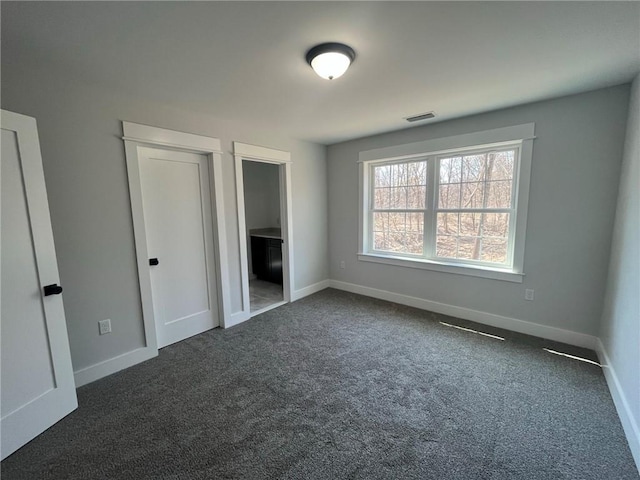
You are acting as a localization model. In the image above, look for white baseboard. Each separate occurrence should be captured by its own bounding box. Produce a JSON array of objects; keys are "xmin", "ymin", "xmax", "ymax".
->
[
  {"xmin": 291, "ymin": 279, "xmax": 331, "ymax": 302},
  {"xmin": 596, "ymin": 338, "xmax": 640, "ymax": 472},
  {"xmin": 223, "ymin": 280, "xmax": 330, "ymax": 328},
  {"xmin": 74, "ymin": 346, "xmax": 157, "ymax": 388},
  {"xmin": 329, "ymin": 280, "xmax": 597, "ymax": 349}
]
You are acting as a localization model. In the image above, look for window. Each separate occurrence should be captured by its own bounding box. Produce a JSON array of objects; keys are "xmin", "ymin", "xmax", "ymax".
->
[
  {"xmin": 359, "ymin": 124, "xmax": 534, "ymax": 282},
  {"xmin": 435, "ymin": 148, "xmax": 516, "ymax": 265},
  {"xmin": 371, "ymin": 160, "xmax": 427, "ymax": 255}
]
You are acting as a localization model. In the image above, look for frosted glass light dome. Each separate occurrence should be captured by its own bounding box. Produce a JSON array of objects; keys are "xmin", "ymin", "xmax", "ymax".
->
[
  {"xmin": 306, "ymin": 43, "xmax": 356, "ymax": 80},
  {"xmin": 310, "ymin": 52, "xmax": 351, "ymax": 80}
]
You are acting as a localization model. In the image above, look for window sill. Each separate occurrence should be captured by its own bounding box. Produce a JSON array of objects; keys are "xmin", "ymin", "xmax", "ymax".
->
[{"xmin": 357, "ymin": 253, "xmax": 524, "ymax": 283}]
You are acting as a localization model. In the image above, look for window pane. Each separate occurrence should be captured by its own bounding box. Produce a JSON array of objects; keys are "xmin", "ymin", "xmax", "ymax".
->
[
  {"xmin": 399, "ymin": 163, "xmax": 410, "ymax": 186},
  {"xmin": 406, "ymin": 212, "xmax": 424, "ymax": 233},
  {"xmin": 408, "ymin": 161, "xmax": 427, "ymax": 185},
  {"xmin": 377, "ymin": 159, "xmax": 426, "ymax": 210},
  {"xmin": 462, "ymin": 154, "xmax": 486, "ymax": 182},
  {"xmin": 407, "ymin": 185, "xmax": 426, "ymax": 209},
  {"xmin": 436, "ymin": 235, "xmax": 457, "ymax": 258},
  {"xmin": 440, "ymin": 156, "xmax": 462, "ymax": 184},
  {"xmin": 492, "ymin": 150, "xmax": 515, "ymax": 181},
  {"xmin": 437, "ymin": 213, "xmax": 459, "ymax": 235},
  {"xmin": 481, "ymin": 238, "xmax": 508, "ymax": 263},
  {"xmin": 438, "ymin": 151, "xmax": 515, "ymax": 210},
  {"xmin": 377, "ymin": 161, "xmax": 427, "ymax": 186},
  {"xmin": 374, "ymin": 165, "xmax": 392, "ymax": 187},
  {"xmin": 372, "ymin": 212, "xmax": 388, "ymax": 232},
  {"xmin": 438, "ymin": 183, "xmax": 460, "ymax": 209},
  {"xmin": 435, "ymin": 213, "xmax": 510, "ymax": 264},
  {"xmin": 391, "ymin": 163, "xmax": 407, "ymax": 187},
  {"xmin": 388, "ymin": 212, "xmax": 406, "ymax": 231},
  {"xmin": 405, "ymin": 233, "xmax": 424, "ymax": 254},
  {"xmin": 486, "ymin": 180, "xmax": 512, "ymax": 208},
  {"xmin": 461, "ymin": 182, "xmax": 485, "ymax": 209},
  {"xmin": 375, "ymin": 160, "xmax": 427, "ymax": 209},
  {"xmin": 387, "ymin": 231, "xmax": 406, "ymax": 252},
  {"xmin": 481, "ymin": 213, "xmax": 510, "ymax": 238},
  {"xmin": 460, "ymin": 212, "xmax": 482, "ymax": 236},
  {"xmin": 373, "ymin": 211, "xmax": 424, "ymax": 255},
  {"xmin": 457, "ymin": 236, "xmax": 479, "ymax": 259},
  {"xmin": 374, "ymin": 187, "xmax": 389, "ymax": 209},
  {"xmin": 375, "ymin": 185, "xmax": 425, "ymax": 209},
  {"xmin": 374, "ymin": 231, "xmax": 388, "ymax": 250},
  {"xmin": 396, "ymin": 186, "xmax": 409, "ymax": 209},
  {"xmin": 373, "ymin": 187, "xmax": 407, "ymax": 210}
]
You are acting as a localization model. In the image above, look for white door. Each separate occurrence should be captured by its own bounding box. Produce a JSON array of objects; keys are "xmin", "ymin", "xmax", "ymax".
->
[
  {"xmin": 138, "ymin": 147, "xmax": 219, "ymax": 348},
  {"xmin": 1, "ymin": 110, "xmax": 77, "ymax": 460}
]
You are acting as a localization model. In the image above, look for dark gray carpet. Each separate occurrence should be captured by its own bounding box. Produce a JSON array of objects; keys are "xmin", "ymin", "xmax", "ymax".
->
[{"xmin": 2, "ymin": 289, "xmax": 638, "ymax": 479}]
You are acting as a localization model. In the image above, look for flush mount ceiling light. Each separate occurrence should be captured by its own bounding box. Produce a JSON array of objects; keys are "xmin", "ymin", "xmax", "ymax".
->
[{"xmin": 306, "ymin": 43, "xmax": 356, "ymax": 80}]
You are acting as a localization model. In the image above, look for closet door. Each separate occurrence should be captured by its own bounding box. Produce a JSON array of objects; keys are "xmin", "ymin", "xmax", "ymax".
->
[
  {"xmin": 137, "ymin": 147, "xmax": 219, "ymax": 348},
  {"xmin": 1, "ymin": 110, "xmax": 77, "ymax": 460}
]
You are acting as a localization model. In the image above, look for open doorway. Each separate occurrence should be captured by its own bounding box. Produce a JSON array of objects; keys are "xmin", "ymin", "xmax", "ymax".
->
[
  {"xmin": 242, "ymin": 160, "xmax": 284, "ymax": 313},
  {"xmin": 234, "ymin": 142, "xmax": 293, "ymax": 321}
]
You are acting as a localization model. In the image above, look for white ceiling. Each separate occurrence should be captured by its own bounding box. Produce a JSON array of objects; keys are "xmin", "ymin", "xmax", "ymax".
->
[{"xmin": 2, "ymin": 2, "xmax": 639, "ymax": 144}]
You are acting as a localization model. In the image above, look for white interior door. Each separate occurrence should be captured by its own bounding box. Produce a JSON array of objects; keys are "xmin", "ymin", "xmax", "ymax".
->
[
  {"xmin": 138, "ymin": 147, "xmax": 219, "ymax": 348},
  {"xmin": 1, "ymin": 110, "xmax": 77, "ymax": 460}
]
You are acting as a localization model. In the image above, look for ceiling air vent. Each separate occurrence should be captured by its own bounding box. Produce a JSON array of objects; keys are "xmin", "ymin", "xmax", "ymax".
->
[{"xmin": 405, "ymin": 111, "xmax": 435, "ymax": 123}]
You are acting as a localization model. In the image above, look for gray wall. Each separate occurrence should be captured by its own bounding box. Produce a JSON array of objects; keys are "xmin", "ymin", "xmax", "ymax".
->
[
  {"xmin": 600, "ymin": 74, "xmax": 639, "ymax": 454},
  {"xmin": 242, "ymin": 161, "xmax": 281, "ymax": 275},
  {"xmin": 328, "ymin": 86, "xmax": 630, "ymax": 336},
  {"xmin": 1, "ymin": 61, "xmax": 328, "ymax": 373},
  {"xmin": 243, "ymin": 161, "xmax": 281, "ymax": 233}
]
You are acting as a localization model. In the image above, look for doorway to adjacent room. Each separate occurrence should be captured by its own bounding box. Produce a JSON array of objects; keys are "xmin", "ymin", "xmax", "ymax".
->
[{"xmin": 234, "ymin": 142, "xmax": 293, "ymax": 318}]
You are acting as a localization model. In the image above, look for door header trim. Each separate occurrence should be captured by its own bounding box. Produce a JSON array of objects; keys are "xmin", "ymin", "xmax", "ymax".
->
[
  {"xmin": 233, "ymin": 141, "xmax": 291, "ymax": 163},
  {"xmin": 123, "ymin": 121, "xmax": 222, "ymax": 154}
]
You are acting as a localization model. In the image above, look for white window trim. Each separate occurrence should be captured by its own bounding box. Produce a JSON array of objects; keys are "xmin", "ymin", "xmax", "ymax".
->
[{"xmin": 358, "ymin": 124, "xmax": 535, "ymax": 283}]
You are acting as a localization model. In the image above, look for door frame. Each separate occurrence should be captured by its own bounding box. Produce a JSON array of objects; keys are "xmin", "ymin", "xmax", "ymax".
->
[
  {"xmin": 233, "ymin": 142, "xmax": 293, "ymax": 321},
  {"xmin": 123, "ymin": 122, "xmax": 231, "ymax": 356}
]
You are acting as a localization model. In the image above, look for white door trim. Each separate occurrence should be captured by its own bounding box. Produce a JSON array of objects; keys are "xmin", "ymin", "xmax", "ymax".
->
[
  {"xmin": 233, "ymin": 142, "xmax": 293, "ymax": 325},
  {"xmin": 123, "ymin": 122, "xmax": 231, "ymax": 357}
]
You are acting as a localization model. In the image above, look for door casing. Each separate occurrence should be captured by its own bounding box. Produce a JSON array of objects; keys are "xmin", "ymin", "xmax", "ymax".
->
[
  {"xmin": 233, "ymin": 142, "xmax": 293, "ymax": 324},
  {"xmin": 123, "ymin": 122, "xmax": 231, "ymax": 358}
]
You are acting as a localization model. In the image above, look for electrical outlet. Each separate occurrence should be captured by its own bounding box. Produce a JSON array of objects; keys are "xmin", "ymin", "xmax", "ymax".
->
[
  {"xmin": 525, "ymin": 289, "xmax": 535, "ymax": 301},
  {"xmin": 340, "ymin": 260, "xmax": 346, "ymax": 269},
  {"xmin": 98, "ymin": 319, "xmax": 112, "ymax": 335}
]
